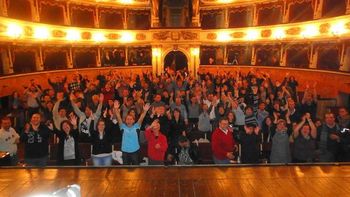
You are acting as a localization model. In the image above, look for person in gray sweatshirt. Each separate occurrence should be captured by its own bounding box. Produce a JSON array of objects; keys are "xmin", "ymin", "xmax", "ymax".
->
[
  {"xmin": 52, "ymin": 93, "xmax": 68, "ymax": 130},
  {"xmin": 270, "ymin": 119, "xmax": 292, "ymax": 163},
  {"xmin": 198, "ymin": 103, "xmax": 212, "ymax": 140},
  {"xmin": 185, "ymin": 92, "xmax": 201, "ymax": 129}
]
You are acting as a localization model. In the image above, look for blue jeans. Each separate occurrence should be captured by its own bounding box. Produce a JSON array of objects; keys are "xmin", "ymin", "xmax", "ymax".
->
[
  {"xmin": 92, "ymin": 154, "xmax": 113, "ymax": 166},
  {"xmin": 213, "ymin": 156, "xmax": 231, "ymax": 165},
  {"xmin": 25, "ymin": 156, "xmax": 48, "ymax": 167}
]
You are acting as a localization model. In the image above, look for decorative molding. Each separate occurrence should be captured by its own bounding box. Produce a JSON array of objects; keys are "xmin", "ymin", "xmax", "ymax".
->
[{"xmin": 153, "ymin": 31, "xmax": 171, "ymax": 40}]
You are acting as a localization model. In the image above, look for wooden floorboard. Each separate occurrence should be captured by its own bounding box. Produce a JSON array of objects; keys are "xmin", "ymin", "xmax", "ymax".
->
[{"xmin": 0, "ymin": 165, "xmax": 349, "ymax": 197}]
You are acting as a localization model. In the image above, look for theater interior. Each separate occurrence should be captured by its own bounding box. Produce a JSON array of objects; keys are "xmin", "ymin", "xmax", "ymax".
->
[{"xmin": 0, "ymin": 0, "xmax": 349, "ymax": 196}]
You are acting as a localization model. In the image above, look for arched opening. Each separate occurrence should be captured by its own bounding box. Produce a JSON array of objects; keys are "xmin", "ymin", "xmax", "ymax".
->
[{"xmin": 164, "ymin": 50, "xmax": 188, "ymax": 71}]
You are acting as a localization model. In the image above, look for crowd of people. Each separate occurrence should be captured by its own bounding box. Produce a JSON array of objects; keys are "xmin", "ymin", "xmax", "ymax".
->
[{"xmin": 0, "ymin": 68, "xmax": 349, "ymax": 166}]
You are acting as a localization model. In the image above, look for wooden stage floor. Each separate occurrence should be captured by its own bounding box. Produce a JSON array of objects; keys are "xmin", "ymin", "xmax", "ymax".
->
[{"xmin": 0, "ymin": 165, "xmax": 349, "ymax": 197}]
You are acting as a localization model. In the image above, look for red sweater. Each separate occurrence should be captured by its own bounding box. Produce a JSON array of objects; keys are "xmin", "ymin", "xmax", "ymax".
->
[
  {"xmin": 211, "ymin": 128, "xmax": 236, "ymax": 160},
  {"xmin": 145, "ymin": 128, "xmax": 168, "ymax": 161}
]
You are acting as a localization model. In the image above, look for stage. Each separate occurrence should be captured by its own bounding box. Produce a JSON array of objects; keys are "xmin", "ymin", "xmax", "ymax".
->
[{"xmin": 0, "ymin": 165, "xmax": 350, "ymax": 197}]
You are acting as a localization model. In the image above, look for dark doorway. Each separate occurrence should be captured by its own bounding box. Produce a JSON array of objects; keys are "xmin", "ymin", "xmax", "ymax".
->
[{"xmin": 164, "ymin": 51, "xmax": 188, "ymax": 71}]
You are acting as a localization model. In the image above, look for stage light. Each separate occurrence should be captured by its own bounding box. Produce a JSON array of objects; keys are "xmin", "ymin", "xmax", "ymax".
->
[
  {"xmin": 217, "ymin": 32, "xmax": 232, "ymax": 42},
  {"xmin": 330, "ymin": 21, "xmax": 347, "ymax": 36},
  {"xmin": 301, "ymin": 25, "xmax": 318, "ymax": 38},
  {"xmin": 152, "ymin": 48, "xmax": 160, "ymax": 57},
  {"xmin": 28, "ymin": 184, "xmax": 81, "ymax": 197},
  {"xmin": 272, "ymin": 29, "xmax": 286, "ymax": 39},
  {"xmin": 6, "ymin": 23, "xmax": 23, "ymax": 38},
  {"xmin": 66, "ymin": 29, "xmax": 80, "ymax": 41},
  {"xmin": 119, "ymin": 0, "xmax": 133, "ymax": 4},
  {"xmin": 246, "ymin": 30, "xmax": 259, "ymax": 40},
  {"xmin": 92, "ymin": 32, "xmax": 106, "ymax": 42},
  {"xmin": 191, "ymin": 48, "xmax": 200, "ymax": 56},
  {"xmin": 34, "ymin": 27, "xmax": 50, "ymax": 40},
  {"xmin": 218, "ymin": 0, "xmax": 234, "ymax": 3},
  {"xmin": 120, "ymin": 32, "xmax": 134, "ymax": 43}
]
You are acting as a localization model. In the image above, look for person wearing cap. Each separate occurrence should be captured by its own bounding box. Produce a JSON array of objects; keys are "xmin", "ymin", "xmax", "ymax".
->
[
  {"xmin": 239, "ymin": 124, "xmax": 261, "ymax": 164},
  {"xmin": 167, "ymin": 135, "xmax": 199, "ymax": 165},
  {"xmin": 270, "ymin": 118, "xmax": 292, "ymax": 163},
  {"xmin": 211, "ymin": 117, "xmax": 237, "ymax": 164}
]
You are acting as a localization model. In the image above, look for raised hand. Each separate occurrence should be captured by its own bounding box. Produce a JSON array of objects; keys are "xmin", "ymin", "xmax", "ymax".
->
[
  {"xmin": 254, "ymin": 126, "xmax": 260, "ymax": 135},
  {"xmin": 56, "ymin": 92, "xmax": 64, "ymax": 101},
  {"xmin": 305, "ymin": 113, "xmax": 311, "ymax": 120},
  {"xmin": 103, "ymin": 108, "xmax": 108, "ymax": 118},
  {"xmin": 150, "ymin": 119, "xmax": 159, "ymax": 129},
  {"xmin": 70, "ymin": 115, "xmax": 78, "ymax": 127},
  {"xmin": 143, "ymin": 103, "xmax": 151, "ymax": 112},
  {"xmin": 99, "ymin": 93, "xmax": 104, "ymax": 103},
  {"xmin": 113, "ymin": 100, "xmax": 120, "ymax": 110},
  {"xmin": 24, "ymin": 123, "xmax": 30, "ymax": 133},
  {"xmin": 151, "ymin": 107, "xmax": 156, "ymax": 115}
]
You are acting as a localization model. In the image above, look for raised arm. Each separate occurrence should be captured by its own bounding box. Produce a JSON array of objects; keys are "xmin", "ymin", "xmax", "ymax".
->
[
  {"xmin": 94, "ymin": 94, "xmax": 104, "ymax": 118},
  {"xmin": 293, "ymin": 115, "xmax": 306, "ymax": 138},
  {"xmin": 305, "ymin": 113, "xmax": 317, "ymax": 139},
  {"xmin": 70, "ymin": 93, "xmax": 85, "ymax": 117},
  {"xmin": 113, "ymin": 100, "xmax": 123, "ymax": 127},
  {"xmin": 137, "ymin": 103, "xmax": 151, "ymax": 126}
]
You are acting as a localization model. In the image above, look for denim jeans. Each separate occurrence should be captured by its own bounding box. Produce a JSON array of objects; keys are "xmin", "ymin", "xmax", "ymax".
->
[
  {"xmin": 25, "ymin": 156, "xmax": 48, "ymax": 167},
  {"xmin": 92, "ymin": 153, "xmax": 113, "ymax": 166}
]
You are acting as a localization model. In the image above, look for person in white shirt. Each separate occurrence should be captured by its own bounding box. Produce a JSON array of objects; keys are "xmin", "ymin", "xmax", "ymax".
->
[{"xmin": 0, "ymin": 117, "xmax": 20, "ymax": 165}]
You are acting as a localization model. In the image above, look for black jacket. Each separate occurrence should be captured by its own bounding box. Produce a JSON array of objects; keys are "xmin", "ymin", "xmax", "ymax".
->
[
  {"xmin": 52, "ymin": 129, "xmax": 81, "ymax": 165},
  {"xmin": 20, "ymin": 124, "xmax": 51, "ymax": 159}
]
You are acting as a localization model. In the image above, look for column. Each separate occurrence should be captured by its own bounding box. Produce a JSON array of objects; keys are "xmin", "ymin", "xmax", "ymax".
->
[
  {"xmin": 282, "ymin": 1, "xmax": 289, "ymax": 23},
  {"xmin": 313, "ymin": 0, "xmax": 324, "ymax": 19},
  {"xmin": 67, "ymin": 48, "xmax": 74, "ymax": 69},
  {"xmin": 252, "ymin": 5, "xmax": 258, "ymax": 26},
  {"xmin": 224, "ymin": 8, "xmax": 229, "ymax": 28},
  {"xmin": 339, "ymin": 43, "xmax": 349, "ymax": 72},
  {"xmin": 279, "ymin": 45, "xmax": 287, "ymax": 67},
  {"xmin": 191, "ymin": 47, "xmax": 200, "ymax": 78},
  {"xmin": 191, "ymin": 0, "xmax": 200, "ymax": 27},
  {"xmin": 96, "ymin": 48, "xmax": 101, "ymax": 67},
  {"xmin": 35, "ymin": 47, "xmax": 44, "ymax": 71},
  {"xmin": 223, "ymin": 45, "xmax": 228, "ymax": 65},
  {"xmin": 309, "ymin": 44, "xmax": 318, "ymax": 69},
  {"xmin": 30, "ymin": 0, "xmax": 40, "ymax": 22},
  {"xmin": 251, "ymin": 45, "xmax": 257, "ymax": 65},
  {"xmin": 0, "ymin": 0, "xmax": 8, "ymax": 16},
  {"xmin": 64, "ymin": 2, "xmax": 71, "ymax": 25},
  {"xmin": 152, "ymin": 46, "xmax": 161, "ymax": 76},
  {"xmin": 123, "ymin": 9, "xmax": 127, "ymax": 29},
  {"xmin": 125, "ymin": 47, "xmax": 129, "ymax": 66},
  {"xmin": 347, "ymin": 0, "xmax": 350, "ymax": 14},
  {"xmin": 1, "ymin": 48, "xmax": 13, "ymax": 74},
  {"xmin": 94, "ymin": 7, "xmax": 100, "ymax": 28}
]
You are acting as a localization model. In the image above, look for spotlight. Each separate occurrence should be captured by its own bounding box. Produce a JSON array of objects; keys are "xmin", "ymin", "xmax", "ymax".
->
[
  {"xmin": 246, "ymin": 30, "xmax": 259, "ymax": 40},
  {"xmin": 301, "ymin": 25, "xmax": 318, "ymax": 38},
  {"xmin": 34, "ymin": 27, "xmax": 50, "ymax": 40},
  {"xmin": 66, "ymin": 30, "xmax": 81, "ymax": 41},
  {"xmin": 6, "ymin": 24, "xmax": 23, "ymax": 38},
  {"xmin": 330, "ymin": 21, "xmax": 347, "ymax": 36},
  {"xmin": 120, "ymin": 32, "xmax": 134, "ymax": 43},
  {"xmin": 217, "ymin": 32, "xmax": 232, "ymax": 42},
  {"xmin": 272, "ymin": 29, "xmax": 286, "ymax": 40},
  {"xmin": 92, "ymin": 32, "xmax": 106, "ymax": 42}
]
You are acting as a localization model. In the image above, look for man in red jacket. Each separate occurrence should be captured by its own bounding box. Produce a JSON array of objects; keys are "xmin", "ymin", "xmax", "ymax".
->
[
  {"xmin": 145, "ymin": 119, "xmax": 168, "ymax": 165},
  {"xmin": 211, "ymin": 118, "xmax": 237, "ymax": 164}
]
